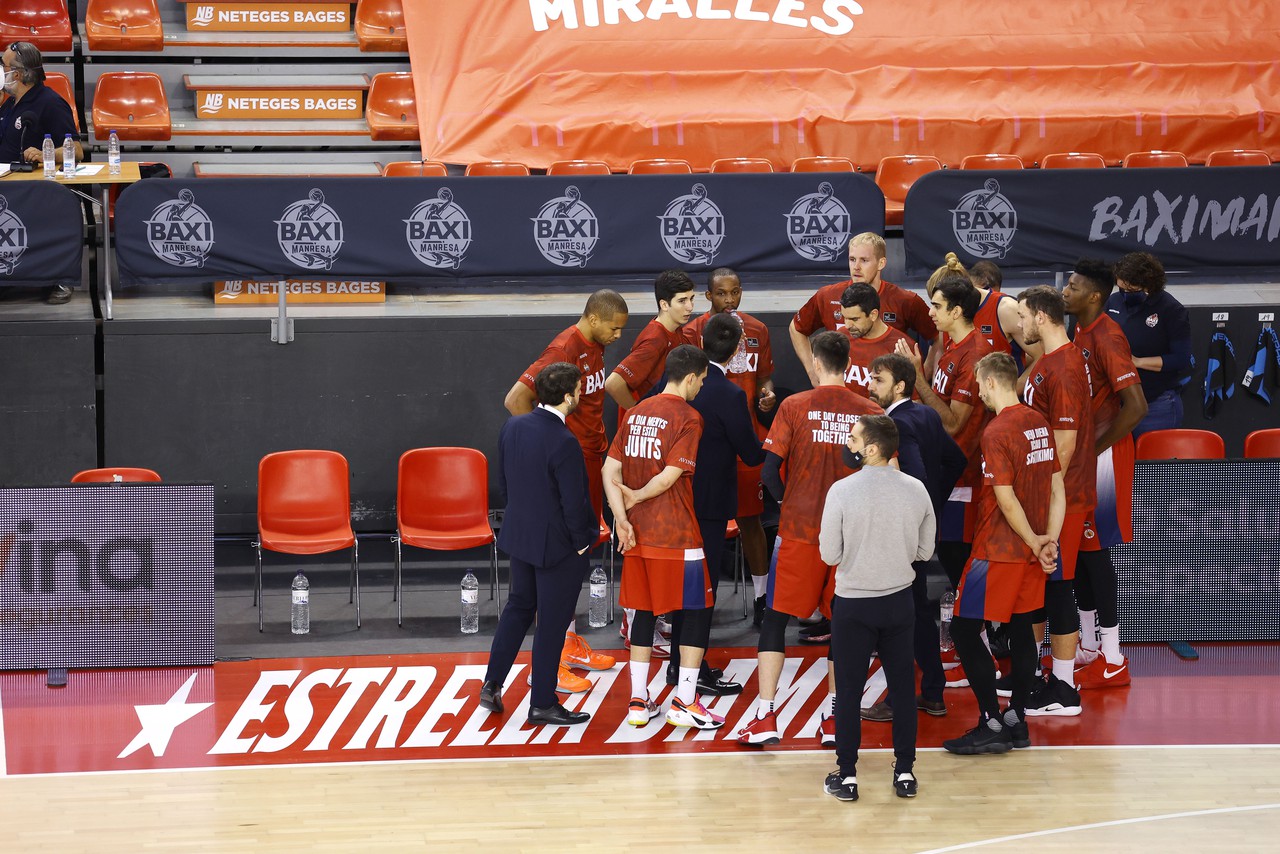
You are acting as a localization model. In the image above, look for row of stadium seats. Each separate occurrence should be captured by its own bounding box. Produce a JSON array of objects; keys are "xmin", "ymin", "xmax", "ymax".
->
[
  {"xmin": 0, "ymin": 0, "xmax": 406, "ymax": 53},
  {"xmin": 1134, "ymin": 428, "xmax": 1280, "ymax": 460}
]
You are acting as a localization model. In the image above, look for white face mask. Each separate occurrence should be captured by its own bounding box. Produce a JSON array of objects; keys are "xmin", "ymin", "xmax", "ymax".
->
[{"xmin": 2, "ymin": 70, "xmax": 18, "ymax": 93}]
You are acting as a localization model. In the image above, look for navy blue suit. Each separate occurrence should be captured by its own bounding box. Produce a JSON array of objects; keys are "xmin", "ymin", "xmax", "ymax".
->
[
  {"xmin": 888, "ymin": 398, "xmax": 968, "ymax": 703},
  {"xmin": 487, "ymin": 407, "xmax": 598, "ymax": 708}
]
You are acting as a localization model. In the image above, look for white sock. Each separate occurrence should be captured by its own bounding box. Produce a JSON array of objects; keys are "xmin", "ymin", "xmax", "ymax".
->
[
  {"xmin": 1078, "ymin": 610, "xmax": 1099, "ymax": 652},
  {"xmin": 676, "ymin": 666, "xmax": 699, "ymax": 705},
  {"xmin": 752, "ymin": 574, "xmax": 767, "ymax": 598},
  {"xmin": 756, "ymin": 697, "xmax": 775, "ymax": 719},
  {"xmin": 566, "ymin": 620, "xmax": 577, "ymax": 637},
  {"xmin": 1051, "ymin": 656, "xmax": 1075, "ymax": 684},
  {"xmin": 825, "ymin": 692, "xmax": 837, "ymax": 719},
  {"xmin": 1099, "ymin": 625, "xmax": 1123, "ymax": 664},
  {"xmin": 629, "ymin": 660, "xmax": 650, "ymax": 699},
  {"xmin": 624, "ymin": 608, "xmax": 636, "ymax": 630}
]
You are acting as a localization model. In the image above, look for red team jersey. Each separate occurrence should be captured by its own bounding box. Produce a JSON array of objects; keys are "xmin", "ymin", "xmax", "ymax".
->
[
  {"xmin": 973, "ymin": 404, "xmax": 1061, "ymax": 563},
  {"xmin": 1072, "ymin": 313, "xmax": 1142, "ymax": 439},
  {"xmin": 843, "ymin": 325, "xmax": 911, "ymax": 398},
  {"xmin": 682, "ymin": 310, "xmax": 773, "ymax": 412},
  {"xmin": 607, "ymin": 393, "xmax": 703, "ymax": 550},
  {"xmin": 1023, "ymin": 343, "xmax": 1096, "ymax": 513},
  {"xmin": 972, "ymin": 291, "xmax": 1016, "ymax": 354},
  {"xmin": 763, "ymin": 385, "xmax": 883, "ymax": 544},
  {"xmin": 792, "ymin": 280, "xmax": 938, "ymax": 342},
  {"xmin": 613, "ymin": 319, "xmax": 684, "ymax": 399},
  {"xmin": 520, "ymin": 325, "xmax": 608, "ymax": 456},
  {"xmin": 932, "ymin": 331, "xmax": 994, "ymax": 485}
]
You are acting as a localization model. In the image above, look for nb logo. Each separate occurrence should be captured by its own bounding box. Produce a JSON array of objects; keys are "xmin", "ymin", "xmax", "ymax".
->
[
  {"xmin": 192, "ymin": 6, "xmax": 215, "ymax": 26},
  {"xmin": 200, "ymin": 93, "xmax": 224, "ymax": 114}
]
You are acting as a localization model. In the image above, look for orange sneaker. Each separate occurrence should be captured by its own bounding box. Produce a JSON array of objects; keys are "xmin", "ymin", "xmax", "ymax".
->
[
  {"xmin": 561, "ymin": 632, "xmax": 616, "ymax": 671},
  {"xmin": 525, "ymin": 666, "xmax": 592, "ymax": 693},
  {"xmin": 1075, "ymin": 654, "xmax": 1130, "ymax": 689}
]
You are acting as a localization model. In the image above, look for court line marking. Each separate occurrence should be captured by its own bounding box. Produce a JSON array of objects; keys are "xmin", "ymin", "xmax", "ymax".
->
[
  {"xmin": 3, "ymin": 742, "xmax": 1280, "ymax": 781},
  {"xmin": 915, "ymin": 802, "xmax": 1280, "ymax": 854}
]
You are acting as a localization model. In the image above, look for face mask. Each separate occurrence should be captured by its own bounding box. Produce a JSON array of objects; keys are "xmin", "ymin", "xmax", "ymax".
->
[
  {"xmin": 1123, "ymin": 290, "xmax": 1146, "ymax": 307},
  {"xmin": 842, "ymin": 447, "xmax": 864, "ymax": 469},
  {"xmin": 2, "ymin": 71, "xmax": 17, "ymax": 93}
]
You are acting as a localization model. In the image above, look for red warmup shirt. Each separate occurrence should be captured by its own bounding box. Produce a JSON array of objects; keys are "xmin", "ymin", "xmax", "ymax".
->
[
  {"xmin": 931, "ymin": 330, "xmax": 993, "ymax": 487},
  {"xmin": 973, "ymin": 404, "xmax": 1061, "ymax": 563},
  {"xmin": 607, "ymin": 393, "xmax": 703, "ymax": 550},
  {"xmin": 1022, "ymin": 342, "xmax": 1096, "ymax": 513},
  {"xmin": 683, "ymin": 310, "xmax": 773, "ymax": 416},
  {"xmin": 843, "ymin": 325, "xmax": 911, "ymax": 398},
  {"xmin": 792, "ymin": 280, "xmax": 938, "ymax": 342},
  {"xmin": 971, "ymin": 291, "xmax": 1016, "ymax": 354},
  {"xmin": 1072, "ymin": 313, "xmax": 1142, "ymax": 440},
  {"xmin": 613, "ymin": 319, "xmax": 684, "ymax": 399},
  {"xmin": 763, "ymin": 385, "xmax": 883, "ymax": 545},
  {"xmin": 519, "ymin": 325, "xmax": 607, "ymax": 456}
]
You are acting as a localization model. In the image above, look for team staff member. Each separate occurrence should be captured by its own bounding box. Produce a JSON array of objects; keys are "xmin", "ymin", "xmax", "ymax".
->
[
  {"xmin": 504, "ymin": 289, "xmax": 629, "ymax": 692},
  {"xmin": 0, "ymin": 42, "xmax": 81, "ymax": 165},
  {"xmin": 606, "ymin": 270, "xmax": 697, "ymax": 409},
  {"xmin": 1063, "ymin": 260, "xmax": 1148, "ymax": 688},
  {"xmin": 944, "ymin": 353, "xmax": 1065, "ymax": 756},
  {"xmin": 605, "ymin": 345, "xmax": 724, "ymax": 731},
  {"xmin": 682, "ymin": 268, "xmax": 776, "ymax": 625},
  {"xmin": 479, "ymin": 364, "xmax": 599, "ymax": 727},
  {"xmin": 790, "ymin": 232, "xmax": 937, "ymax": 386},
  {"xmin": 1106, "ymin": 251, "xmax": 1191, "ymax": 439},
  {"xmin": 736, "ymin": 331, "xmax": 883, "ymax": 748},
  {"xmin": 1016, "ymin": 286, "xmax": 1093, "ymax": 717},
  {"xmin": 820, "ymin": 415, "xmax": 935, "ymax": 802},
  {"xmin": 840, "ymin": 283, "xmax": 911, "ymax": 399}
]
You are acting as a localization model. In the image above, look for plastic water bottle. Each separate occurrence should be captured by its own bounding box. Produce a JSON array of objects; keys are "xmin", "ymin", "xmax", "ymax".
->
[
  {"xmin": 939, "ymin": 589, "xmax": 955, "ymax": 652},
  {"xmin": 108, "ymin": 130, "xmax": 121, "ymax": 175},
  {"xmin": 42, "ymin": 134, "xmax": 55, "ymax": 178},
  {"xmin": 62, "ymin": 134, "xmax": 76, "ymax": 178},
  {"xmin": 461, "ymin": 571, "xmax": 479, "ymax": 633},
  {"xmin": 291, "ymin": 571, "xmax": 310, "ymax": 635},
  {"xmin": 728, "ymin": 309, "xmax": 751, "ymax": 373},
  {"xmin": 588, "ymin": 564, "xmax": 608, "ymax": 628}
]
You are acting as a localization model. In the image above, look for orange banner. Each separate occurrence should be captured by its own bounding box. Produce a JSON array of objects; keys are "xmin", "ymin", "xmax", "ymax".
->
[
  {"xmin": 213, "ymin": 280, "xmax": 386, "ymax": 304},
  {"xmin": 195, "ymin": 89, "xmax": 363, "ymax": 120},
  {"xmin": 186, "ymin": 3, "xmax": 350, "ymax": 32},
  {"xmin": 405, "ymin": 1, "xmax": 1280, "ymax": 171}
]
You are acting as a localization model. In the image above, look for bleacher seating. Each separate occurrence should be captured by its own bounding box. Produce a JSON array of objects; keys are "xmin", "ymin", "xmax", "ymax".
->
[
  {"xmin": 43, "ymin": 72, "xmax": 80, "ymax": 131},
  {"xmin": 1206, "ymin": 149, "xmax": 1271, "ymax": 167},
  {"xmin": 710, "ymin": 157, "xmax": 774, "ymax": 173},
  {"xmin": 547, "ymin": 160, "xmax": 611, "ymax": 176},
  {"xmin": 961, "ymin": 153, "xmax": 1025, "ymax": 170},
  {"xmin": 91, "ymin": 71, "xmax": 171, "ymax": 140},
  {"xmin": 0, "ymin": 0, "xmax": 73, "ymax": 53},
  {"xmin": 85, "ymin": 0, "xmax": 164, "ymax": 52},
  {"xmin": 465, "ymin": 161, "xmax": 530, "ymax": 176},
  {"xmin": 1123, "ymin": 150, "xmax": 1190, "ymax": 168},
  {"xmin": 366, "ymin": 71, "xmax": 417, "ymax": 140},
  {"xmin": 629, "ymin": 158, "xmax": 692, "ymax": 174},
  {"xmin": 791, "ymin": 156, "xmax": 855, "ymax": 172},
  {"xmin": 1135, "ymin": 429, "xmax": 1226, "ymax": 460},
  {"xmin": 383, "ymin": 160, "xmax": 449, "ymax": 177},
  {"xmin": 1040, "ymin": 151, "xmax": 1107, "ymax": 169},
  {"xmin": 875, "ymin": 155, "xmax": 942, "ymax": 227},
  {"xmin": 355, "ymin": 0, "xmax": 407, "ymax": 52}
]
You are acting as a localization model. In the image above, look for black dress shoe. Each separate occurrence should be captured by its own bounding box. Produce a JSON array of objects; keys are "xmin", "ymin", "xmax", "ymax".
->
[
  {"xmin": 478, "ymin": 681, "xmax": 503, "ymax": 713},
  {"xmin": 528, "ymin": 702, "xmax": 591, "ymax": 726},
  {"xmin": 697, "ymin": 675, "xmax": 743, "ymax": 696}
]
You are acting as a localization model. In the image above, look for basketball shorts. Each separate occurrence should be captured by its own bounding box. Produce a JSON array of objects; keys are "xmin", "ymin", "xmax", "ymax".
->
[
  {"xmin": 1051, "ymin": 511, "xmax": 1089, "ymax": 581},
  {"xmin": 1082, "ymin": 434, "xmax": 1134, "ymax": 551},
  {"xmin": 766, "ymin": 536, "xmax": 837, "ymax": 620},
  {"xmin": 736, "ymin": 461, "xmax": 764, "ymax": 518},
  {"xmin": 620, "ymin": 544, "xmax": 713, "ymax": 615},
  {"xmin": 955, "ymin": 556, "xmax": 1045, "ymax": 622}
]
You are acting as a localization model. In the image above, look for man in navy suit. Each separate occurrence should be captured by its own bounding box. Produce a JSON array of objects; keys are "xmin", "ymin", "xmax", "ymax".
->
[
  {"xmin": 862, "ymin": 352, "xmax": 967, "ymax": 720},
  {"xmin": 479, "ymin": 363, "xmax": 600, "ymax": 726},
  {"xmin": 665, "ymin": 312, "xmax": 767, "ymax": 695}
]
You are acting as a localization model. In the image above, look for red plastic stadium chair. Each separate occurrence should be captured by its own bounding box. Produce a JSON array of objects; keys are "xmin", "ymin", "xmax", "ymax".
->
[
  {"xmin": 394, "ymin": 448, "xmax": 498, "ymax": 626},
  {"xmin": 548, "ymin": 159, "xmax": 611, "ymax": 176},
  {"xmin": 465, "ymin": 161, "xmax": 530, "ymax": 176},
  {"xmin": 1040, "ymin": 152, "xmax": 1107, "ymax": 169},
  {"xmin": 355, "ymin": 0, "xmax": 407, "ymax": 52},
  {"xmin": 1122, "ymin": 150, "xmax": 1189, "ymax": 168},
  {"xmin": 43, "ymin": 72, "xmax": 79, "ymax": 131},
  {"xmin": 875, "ymin": 155, "xmax": 942, "ymax": 227},
  {"xmin": 0, "ymin": 0, "xmax": 73, "ymax": 53},
  {"xmin": 791, "ymin": 156, "xmax": 855, "ymax": 173},
  {"xmin": 85, "ymin": 0, "xmax": 164, "ymax": 52},
  {"xmin": 1244, "ymin": 429, "xmax": 1280, "ymax": 458},
  {"xmin": 382, "ymin": 160, "xmax": 448, "ymax": 177},
  {"xmin": 255, "ymin": 450, "xmax": 361, "ymax": 631},
  {"xmin": 72, "ymin": 467, "xmax": 162, "ymax": 483},
  {"xmin": 961, "ymin": 153, "xmax": 1025, "ymax": 170},
  {"xmin": 366, "ymin": 71, "xmax": 418, "ymax": 141},
  {"xmin": 710, "ymin": 157, "xmax": 774, "ymax": 173},
  {"xmin": 1135, "ymin": 429, "xmax": 1225, "ymax": 460},
  {"xmin": 91, "ymin": 71, "xmax": 171, "ymax": 140},
  {"xmin": 628, "ymin": 158, "xmax": 692, "ymax": 174},
  {"xmin": 1205, "ymin": 149, "xmax": 1271, "ymax": 167}
]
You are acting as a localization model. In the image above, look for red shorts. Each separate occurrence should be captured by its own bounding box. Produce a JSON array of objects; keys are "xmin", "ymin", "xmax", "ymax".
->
[
  {"xmin": 735, "ymin": 462, "xmax": 764, "ymax": 518},
  {"xmin": 766, "ymin": 536, "xmax": 836, "ymax": 620},
  {"xmin": 1053, "ymin": 511, "xmax": 1088, "ymax": 581},
  {"xmin": 620, "ymin": 544, "xmax": 713, "ymax": 615},
  {"xmin": 1082, "ymin": 435, "xmax": 1134, "ymax": 551},
  {"xmin": 583, "ymin": 451, "xmax": 604, "ymax": 519},
  {"xmin": 955, "ymin": 557, "xmax": 1046, "ymax": 622}
]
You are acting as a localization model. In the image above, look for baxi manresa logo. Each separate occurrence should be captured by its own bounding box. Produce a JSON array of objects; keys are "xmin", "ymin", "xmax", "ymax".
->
[
  {"xmin": 277, "ymin": 188, "xmax": 344, "ymax": 271},
  {"xmin": 0, "ymin": 196, "xmax": 28, "ymax": 275},
  {"xmin": 786, "ymin": 182, "xmax": 850, "ymax": 262},
  {"xmin": 659, "ymin": 183, "xmax": 725, "ymax": 265},
  {"xmin": 145, "ymin": 189, "xmax": 214, "ymax": 268},
  {"xmin": 532, "ymin": 186, "xmax": 598, "ymax": 267},
  {"xmin": 405, "ymin": 188, "xmax": 471, "ymax": 270},
  {"xmin": 951, "ymin": 179, "xmax": 1018, "ymax": 259}
]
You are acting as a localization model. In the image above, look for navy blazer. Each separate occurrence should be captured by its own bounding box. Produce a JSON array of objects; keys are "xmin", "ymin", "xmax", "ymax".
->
[
  {"xmin": 888, "ymin": 399, "xmax": 968, "ymax": 519},
  {"xmin": 690, "ymin": 366, "xmax": 766, "ymax": 521},
  {"xmin": 495, "ymin": 408, "xmax": 598, "ymax": 567}
]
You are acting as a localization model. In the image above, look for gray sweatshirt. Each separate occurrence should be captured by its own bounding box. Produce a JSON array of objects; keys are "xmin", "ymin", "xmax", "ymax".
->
[{"xmin": 818, "ymin": 465, "xmax": 936, "ymax": 599}]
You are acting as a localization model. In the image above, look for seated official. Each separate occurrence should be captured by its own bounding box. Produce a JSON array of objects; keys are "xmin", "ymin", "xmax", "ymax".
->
[{"xmin": 0, "ymin": 42, "xmax": 82, "ymax": 166}]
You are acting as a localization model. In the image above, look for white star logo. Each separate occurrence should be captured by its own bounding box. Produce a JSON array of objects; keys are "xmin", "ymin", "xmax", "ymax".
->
[{"xmin": 117, "ymin": 673, "xmax": 212, "ymax": 759}]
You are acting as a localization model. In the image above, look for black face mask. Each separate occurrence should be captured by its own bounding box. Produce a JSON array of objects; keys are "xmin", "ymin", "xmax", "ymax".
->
[
  {"xmin": 843, "ymin": 447, "xmax": 864, "ymax": 469},
  {"xmin": 1123, "ymin": 290, "xmax": 1146, "ymax": 307}
]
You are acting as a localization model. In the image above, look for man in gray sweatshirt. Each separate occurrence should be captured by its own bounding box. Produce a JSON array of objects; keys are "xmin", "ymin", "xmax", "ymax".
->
[{"xmin": 818, "ymin": 414, "xmax": 936, "ymax": 803}]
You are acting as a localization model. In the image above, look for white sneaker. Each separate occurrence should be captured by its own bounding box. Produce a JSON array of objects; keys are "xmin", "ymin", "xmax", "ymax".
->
[
  {"xmin": 627, "ymin": 696, "xmax": 661, "ymax": 726},
  {"xmin": 666, "ymin": 697, "xmax": 725, "ymax": 729}
]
